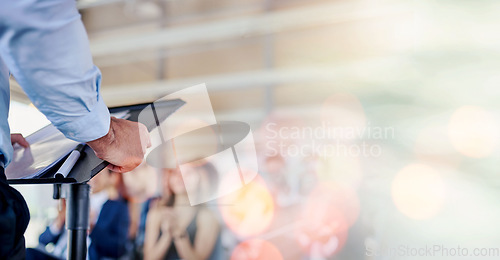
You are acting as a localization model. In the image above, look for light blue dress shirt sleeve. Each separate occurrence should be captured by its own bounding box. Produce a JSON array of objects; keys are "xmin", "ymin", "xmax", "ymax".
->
[
  {"xmin": 0, "ymin": 0, "xmax": 111, "ymax": 166},
  {"xmin": 0, "ymin": 57, "xmax": 12, "ymax": 167}
]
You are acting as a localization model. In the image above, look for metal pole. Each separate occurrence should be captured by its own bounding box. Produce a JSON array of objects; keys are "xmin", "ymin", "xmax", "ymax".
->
[{"xmin": 66, "ymin": 183, "xmax": 90, "ymax": 260}]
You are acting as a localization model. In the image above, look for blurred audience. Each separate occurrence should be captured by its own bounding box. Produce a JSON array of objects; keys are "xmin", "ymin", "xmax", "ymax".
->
[
  {"xmin": 143, "ymin": 162, "xmax": 222, "ymax": 260},
  {"xmin": 26, "ymin": 161, "xmax": 233, "ymax": 260},
  {"xmin": 26, "ymin": 199, "xmax": 67, "ymax": 260},
  {"xmin": 88, "ymin": 169, "xmax": 130, "ymax": 260},
  {"xmin": 263, "ymin": 155, "xmax": 314, "ymax": 207}
]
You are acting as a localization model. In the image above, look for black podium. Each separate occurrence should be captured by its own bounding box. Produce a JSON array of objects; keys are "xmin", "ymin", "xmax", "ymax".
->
[{"xmin": 6, "ymin": 99, "xmax": 185, "ymax": 260}]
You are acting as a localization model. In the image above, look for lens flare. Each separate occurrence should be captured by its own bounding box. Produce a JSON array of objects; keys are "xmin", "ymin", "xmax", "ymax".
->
[
  {"xmin": 392, "ymin": 163, "xmax": 446, "ymax": 220},
  {"xmin": 294, "ymin": 182, "xmax": 358, "ymax": 258},
  {"xmin": 448, "ymin": 106, "xmax": 500, "ymax": 158},
  {"xmin": 256, "ymin": 114, "xmax": 306, "ymax": 157},
  {"xmin": 219, "ymin": 178, "xmax": 275, "ymax": 238},
  {"xmin": 415, "ymin": 125, "xmax": 455, "ymax": 156},
  {"xmin": 316, "ymin": 154, "xmax": 362, "ymax": 189},
  {"xmin": 230, "ymin": 240, "xmax": 283, "ymax": 260},
  {"xmin": 321, "ymin": 93, "xmax": 366, "ymax": 141},
  {"xmin": 414, "ymin": 125, "xmax": 461, "ymax": 169}
]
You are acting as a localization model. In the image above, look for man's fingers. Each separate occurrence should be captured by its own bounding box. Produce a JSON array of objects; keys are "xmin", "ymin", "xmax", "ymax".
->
[
  {"xmin": 145, "ymin": 126, "xmax": 152, "ymax": 148},
  {"xmin": 90, "ymin": 118, "xmax": 149, "ymax": 174},
  {"xmin": 106, "ymin": 164, "xmax": 118, "ymax": 172},
  {"xmin": 20, "ymin": 139, "xmax": 29, "ymax": 148},
  {"xmin": 11, "ymin": 133, "xmax": 29, "ymax": 148},
  {"xmin": 147, "ymin": 135, "xmax": 152, "ymax": 148},
  {"xmin": 139, "ymin": 123, "xmax": 152, "ymax": 149},
  {"xmin": 106, "ymin": 164, "xmax": 126, "ymax": 173},
  {"xmin": 106, "ymin": 158, "xmax": 141, "ymax": 173}
]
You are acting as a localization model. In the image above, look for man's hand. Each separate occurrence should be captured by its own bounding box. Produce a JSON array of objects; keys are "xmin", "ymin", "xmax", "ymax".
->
[
  {"xmin": 11, "ymin": 133, "xmax": 29, "ymax": 148},
  {"xmin": 87, "ymin": 117, "xmax": 151, "ymax": 173}
]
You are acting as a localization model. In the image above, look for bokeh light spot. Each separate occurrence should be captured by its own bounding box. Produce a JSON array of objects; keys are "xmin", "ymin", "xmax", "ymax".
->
[
  {"xmin": 392, "ymin": 163, "xmax": 446, "ymax": 220},
  {"xmin": 230, "ymin": 240, "xmax": 283, "ymax": 260},
  {"xmin": 219, "ymin": 178, "xmax": 275, "ymax": 238},
  {"xmin": 294, "ymin": 182, "xmax": 358, "ymax": 258},
  {"xmin": 448, "ymin": 106, "xmax": 500, "ymax": 158},
  {"xmin": 321, "ymin": 93, "xmax": 366, "ymax": 141}
]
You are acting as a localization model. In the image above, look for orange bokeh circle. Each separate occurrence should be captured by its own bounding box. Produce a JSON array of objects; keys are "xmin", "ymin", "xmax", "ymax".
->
[
  {"xmin": 294, "ymin": 182, "xmax": 359, "ymax": 257},
  {"xmin": 230, "ymin": 240, "xmax": 283, "ymax": 260},
  {"xmin": 218, "ymin": 177, "xmax": 275, "ymax": 238}
]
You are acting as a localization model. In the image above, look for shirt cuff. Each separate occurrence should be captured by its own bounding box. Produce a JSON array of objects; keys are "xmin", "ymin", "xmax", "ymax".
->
[{"xmin": 55, "ymin": 97, "xmax": 111, "ymax": 143}]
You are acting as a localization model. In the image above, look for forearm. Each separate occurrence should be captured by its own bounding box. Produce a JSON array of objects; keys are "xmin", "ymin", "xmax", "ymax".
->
[
  {"xmin": 0, "ymin": 0, "xmax": 110, "ymax": 142},
  {"xmin": 175, "ymin": 236, "xmax": 204, "ymax": 260},
  {"xmin": 0, "ymin": 1, "xmax": 149, "ymax": 173},
  {"xmin": 144, "ymin": 234, "xmax": 172, "ymax": 260}
]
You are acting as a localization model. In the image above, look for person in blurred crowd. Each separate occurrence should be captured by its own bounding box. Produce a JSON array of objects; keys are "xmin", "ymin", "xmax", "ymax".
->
[
  {"xmin": 143, "ymin": 162, "xmax": 222, "ymax": 260},
  {"xmin": 134, "ymin": 170, "xmax": 169, "ymax": 259},
  {"xmin": 127, "ymin": 200, "xmax": 142, "ymax": 249},
  {"xmin": 120, "ymin": 162, "xmax": 159, "ymax": 258},
  {"xmin": 263, "ymin": 155, "xmax": 301, "ymax": 207},
  {"xmin": 88, "ymin": 169, "xmax": 130, "ymax": 260},
  {"xmin": 26, "ymin": 169, "xmax": 131, "ymax": 260},
  {"xmin": 25, "ymin": 199, "xmax": 67, "ymax": 260}
]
